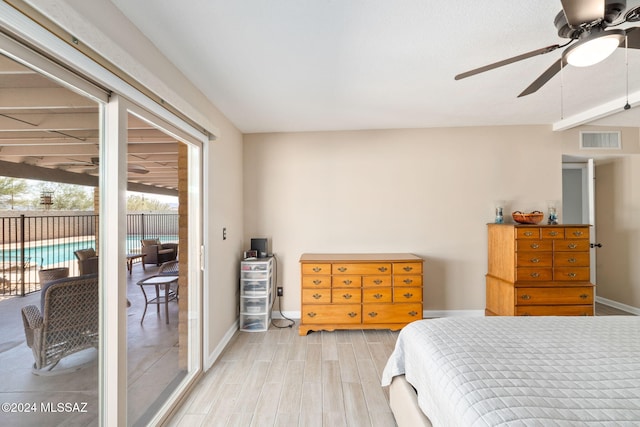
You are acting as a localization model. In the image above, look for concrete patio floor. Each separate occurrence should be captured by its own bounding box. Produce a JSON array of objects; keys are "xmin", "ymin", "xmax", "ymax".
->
[{"xmin": 0, "ymin": 260, "xmax": 183, "ymax": 426}]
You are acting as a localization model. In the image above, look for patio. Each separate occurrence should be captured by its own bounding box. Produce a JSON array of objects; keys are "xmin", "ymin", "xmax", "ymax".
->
[{"xmin": 0, "ymin": 260, "xmax": 183, "ymax": 426}]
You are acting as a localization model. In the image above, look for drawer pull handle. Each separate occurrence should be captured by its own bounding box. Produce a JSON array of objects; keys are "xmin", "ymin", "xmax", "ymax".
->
[
  {"xmin": 313, "ymin": 280, "xmax": 322, "ymax": 285},
  {"xmin": 530, "ymin": 272, "xmax": 540, "ymax": 278},
  {"xmin": 521, "ymin": 294, "xmax": 531, "ymax": 300},
  {"xmin": 403, "ymin": 292, "xmax": 414, "ymax": 298},
  {"xmin": 549, "ymin": 231, "xmax": 558, "ymax": 236},
  {"xmin": 524, "ymin": 231, "xmax": 533, "ymax": 236},
  {"xmin": 568, "ymin": 258, "xmax": 577, "ymax": 263},
  {"xmin": 580, "ymin": 293, "xmax": 589, "ymax": 299},
  {"xmin": 573, "ymin": 231, "xmax": 583, "ymax": 237},
  {"xmin": 378, "ymin": 267, "xmax": 388, "ymax": 272},
  {"xmin": 568, "ymin": 243, "xmax": 577, "ymax": 249},
  {"xmin": 521, "ymin": 313, "xmax": 531, "ymax": 316},
  {"xmin": 373, "ymin": 293, "xmax": 383, "ymax": 299},
  {"xmin": 312, "ymin": 267, "xmax": 321, "ymax": 272},
  {"xmin": 530, "ymin": 243, "xmax": 539, "ymax": 249},
  {"xmin": 368, "ymin": 312, "xmax": 378, "ymax": 318},
  {"xmin": 408, "ymin": 311, "xmax": 418, "ymax": 317},
  {"xmin": 342, "ymin": 293, "xmax": 352, "ymax": 300},
  {"xmin": 373, "ymin": 279, "xmax": 382, "ymax": 285},
  {"xmin": 530, "ymin": 258, "xmax": 540, "ymax": 263},
  {"xmin": 343, "ymin": 280, "xmax": 352, "ymax": 285},
  {"xmin": 338, "ymin": 267, "xmax": 347, "ymax": 272},
  {"xmin": 307, "ymin": 312, "xmax": 317, "ymax": 318},
  {"xmin": 568, "ymin": 272, "xmax": 577, "ymax": 278},
  {"xmin": 403, "ymin": 266, "xmax": 413, "ymax": 272},
  {"xmin": 348, "ymin": 312, "xmax": 358, "ymax": 318},
  {"xmin": 403, "ymin": 279, "xmax": 413, "ymax": 284},
  {"xmin": 312, "ymin": 293, "xmax": 322, "ymax": 299}
]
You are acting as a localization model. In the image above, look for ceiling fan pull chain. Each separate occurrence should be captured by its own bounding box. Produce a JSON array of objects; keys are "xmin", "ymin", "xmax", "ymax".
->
[
  {"xmin": 560, "ymin": 60, "xmax": 564, "ymax": 120},
  {"xmin": 625, "ymin": 35, "xmax": 631, "ymax": 110}
]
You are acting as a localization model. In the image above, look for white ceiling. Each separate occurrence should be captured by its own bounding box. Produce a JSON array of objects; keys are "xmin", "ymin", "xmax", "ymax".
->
[{"xmin": 109, "ymin": 0, "xmax": 640, "ymax": 133}]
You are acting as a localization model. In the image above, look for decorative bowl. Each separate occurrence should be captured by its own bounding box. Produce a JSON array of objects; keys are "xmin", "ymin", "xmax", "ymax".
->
[{"xmin": 512, "ymin": 211, "xmax": 544, "ymax": 224}]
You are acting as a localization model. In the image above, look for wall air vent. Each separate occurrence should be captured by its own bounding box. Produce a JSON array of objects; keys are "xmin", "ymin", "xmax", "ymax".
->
[{"xmin": 580, "ymin": 131, "xmax": 621, "ymax": 149}]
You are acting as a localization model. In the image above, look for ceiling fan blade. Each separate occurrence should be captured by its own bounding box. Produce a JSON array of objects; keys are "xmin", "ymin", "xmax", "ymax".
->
[
  {"xmin": 128, "ymin": 164, "xmax": 149, "ymax": 174},
  {"xmin": 455, "ymin": 45, "xmax": 560, "ymax": 80},
  {"xmin": 625, "ymin": 27, "xmax": 640, "ymax": 48},
  {"xmin": 518, "ymin": 58, "xmax": 565, "ymax": 97},
  {"xmin": 561, "ymin": 0, "xmax": 604, "ymax": 27}
]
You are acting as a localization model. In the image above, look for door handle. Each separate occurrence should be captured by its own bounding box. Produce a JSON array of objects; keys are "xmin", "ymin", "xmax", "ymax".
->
[{"xmin": 590, "ymin": 243, "xmax": 603, "ymax": 248}]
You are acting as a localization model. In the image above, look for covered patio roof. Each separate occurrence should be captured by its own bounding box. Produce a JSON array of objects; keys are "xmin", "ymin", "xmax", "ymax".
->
[{"xmin": 0, "ymin": 54, "xmax": 179, "ymax": 196}]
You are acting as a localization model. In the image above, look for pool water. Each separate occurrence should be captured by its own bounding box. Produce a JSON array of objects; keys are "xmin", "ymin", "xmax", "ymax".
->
[{"xmin": 0, "ymin": 235, "xmax": 177, "ymax": 268}]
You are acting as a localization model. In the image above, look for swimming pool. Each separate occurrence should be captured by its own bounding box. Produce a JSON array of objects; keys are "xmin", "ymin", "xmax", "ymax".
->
[{"xmin": 0, "ymin": 235, "xmax": 178, "ymax": 268}]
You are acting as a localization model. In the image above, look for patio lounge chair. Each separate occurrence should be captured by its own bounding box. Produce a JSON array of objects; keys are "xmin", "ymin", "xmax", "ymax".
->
[
  {"xmin": 74, "ymin": 248, "xmax": 98, "ymax": 275},
  {"xmin": 21, "ymin": 274, "xmax": 99, "ymax": 374},
  {"xmin": 141, "ymin": 239, "xmax": 178, "ymax": 266}
]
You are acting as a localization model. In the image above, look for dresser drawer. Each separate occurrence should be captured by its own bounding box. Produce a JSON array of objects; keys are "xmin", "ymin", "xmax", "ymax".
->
[
  {"xmin": 516, "ymin": 305, "xmax": 593, "ymax": 316},
  {"xmin": 541, "ymin": 228, "xmax": 565, "ymax": 239},
  {"xmin": 362, "ymin": 275, "xmax": 391, "ymax": 288},
  {"xmin": 332, "ymin": 288, "xmax": 361, "ymax": 303},
  {"xmin": 515, "ymin": 286, "xmax": 593, "ymax": 305},
  {"xmin": 516, "ymin": 252, "xmax": 552, "ymax": 267},
  {"xmin": 516, "ymin": 228, "xmax": 540, "ymax": 239},
  {"xmin": 565, "ymin": 227, "xmax": 589, "ymax": 239},
  {"xmin": 332, "ymin": 275, "xmax": 361, "ymax": 288},
  {"xmin": 516, "ymin": 240, "xmax": 552, "ymax": 252},
  {"xmin": 515, "ymin": 268, "xmax": 552, "ymax": 282},
  {"xmin": 393, "ymin": 275, "xmax": 423, "ymax": 287},
  {"xmin": 393, "ymin": 287, "xmax": 422, "ymax": 303},
  {"xmin": 553, "ymin": 252, "xmax": 590, "ymax": 267},
  {"xmin": 363, "ymin": 288, "xmax": 392, "ymax": 303},
  {"xmin": 302, "ymin": 275, "xmax": 331, "ymax": 289},
  {"xmin": 363, "ymin": 303, "xmax": 422, "ymax": 324},
  {"xmin": 554, "ymin": 240, "xmax": 590, "ymax": 252},
  {"xmin": 302, "ymin": 263, "xmax": 331, "ymax": 275},
  {"xmin": 393, "ymin": 262, "xmax": 423, "ymax": 275},
  {"xmin": 301, "ymin": 304, "xmax": 361, "ymax": 324},
  {"xmin": 332, "ymin": 263, "xmax": 391, "ymax": 275},
  {"xmin": 302, "ymin": 289, "xmax": 331, "ymax": 304},
  {"xmin": 553, "ymin": 267, "xmax": 590, "ymax": 281}
]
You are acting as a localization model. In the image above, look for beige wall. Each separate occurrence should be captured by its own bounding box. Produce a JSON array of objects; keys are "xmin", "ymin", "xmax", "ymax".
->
[
  {"xmin": 244, "ymin": 126, "xmax": 564, "ymax": 312},
  {"xmin": 593, "ymin": 156, "xmax": 640, "ymax": 306}
]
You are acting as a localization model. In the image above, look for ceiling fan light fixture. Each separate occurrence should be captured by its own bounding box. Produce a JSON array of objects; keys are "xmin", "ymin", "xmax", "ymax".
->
[{"xmin": 564, "ymin": 30, "xmax": 625, "ymax": 67}]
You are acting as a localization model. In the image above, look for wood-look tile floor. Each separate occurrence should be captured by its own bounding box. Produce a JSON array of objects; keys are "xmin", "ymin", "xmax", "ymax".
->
[
  {"xmin": 170, "ymin": 303, "xmax": 633, "ymax": 427},
  {"xmin": 169, "ymin": 324, "xmax": 399, "ymax": 427}
]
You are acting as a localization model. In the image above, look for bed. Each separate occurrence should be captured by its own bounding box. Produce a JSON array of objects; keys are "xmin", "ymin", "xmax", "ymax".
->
[{"xmin": 381, "ymin": 316, "xmax": 640, "ymax": 426}]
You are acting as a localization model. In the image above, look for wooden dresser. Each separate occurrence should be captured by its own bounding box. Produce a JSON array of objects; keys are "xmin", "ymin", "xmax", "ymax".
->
[
  {"xmin": 299, "ymin": 253, "xmax": 423, "ymax": 335},
  {"xmin": 486, "ymin": 224, "xmax": 594, "ymax": 316}
]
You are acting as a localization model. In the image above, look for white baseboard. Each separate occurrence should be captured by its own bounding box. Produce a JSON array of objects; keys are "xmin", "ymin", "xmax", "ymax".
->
[
  {"xmin": 272, "ymin": 311, "xmax": 299, "ymax": 320},
  {"xmin": 423, "ymin": 309, "xmax": 484, "ymax": 318},
  {"xmin": 271, "ymin": 310, "xmax": 485, "ymax": 320},
  {"xmin": 204, "ymin": 320, "xmax": 238, "ymax": 371},
  {"xmin": 595, "ymin": 296, "xmax": 640, "ymax": 316}
]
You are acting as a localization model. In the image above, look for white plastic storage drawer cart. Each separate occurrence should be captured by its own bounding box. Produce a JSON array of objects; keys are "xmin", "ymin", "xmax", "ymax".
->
[{"xmin": 240, "ymin": 257, "xmax": 274, "ymax": 332}]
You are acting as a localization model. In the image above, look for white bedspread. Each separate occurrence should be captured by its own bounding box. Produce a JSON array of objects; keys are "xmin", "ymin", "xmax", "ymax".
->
[{"xmin": 382, "ymin": 316, "xmax": 640, "ymax": 426}]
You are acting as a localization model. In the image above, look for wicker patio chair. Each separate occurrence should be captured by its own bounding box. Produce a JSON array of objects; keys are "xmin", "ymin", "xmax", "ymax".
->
[
  {"xmin": 74, "ymin": 248, "xmax": 98, "ymax": 275},
  {"xmin": 21, "ymin": 274, "xmax": 99, "ymax": 373},
  {"xmin": 140, "ymin": 239, "xmax": 178, "ymax": 266}
]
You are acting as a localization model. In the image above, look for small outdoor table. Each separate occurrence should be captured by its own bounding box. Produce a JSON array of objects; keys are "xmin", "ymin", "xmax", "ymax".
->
[
  {"xmin": 136, "ymin": 275, "xmax": 178, "ymax": 324},
  {"xmin": 126, "ymin": 253, "xmax": 146, "ymax": 275}
]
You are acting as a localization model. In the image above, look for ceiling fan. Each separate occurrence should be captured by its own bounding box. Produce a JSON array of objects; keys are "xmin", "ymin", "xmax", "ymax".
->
[
  {"xmin": 455, "ymin": 0, "xmax": 640, "ymax": 97},
  {"xmin": 54, "ymin": 157, "xmax": 149, "ymax": 174}
]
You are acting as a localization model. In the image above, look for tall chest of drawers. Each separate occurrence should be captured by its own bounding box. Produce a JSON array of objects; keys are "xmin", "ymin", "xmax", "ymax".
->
[
  {"xmin": 486, "ymin": 224, "xmax": 594, "ymax": 316},
  {"xmin": 299, "ymin": 253, "xmax": 423, "ymax": 335}
]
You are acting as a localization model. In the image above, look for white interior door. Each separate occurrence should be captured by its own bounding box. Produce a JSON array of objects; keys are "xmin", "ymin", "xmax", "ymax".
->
[
  {"xmin": 562, "ymin": 159, "xmax": 596, "ymax": 285},
  {"xmin": 587, "ymin": 158, "xmax": 596, "ymax": 285}
]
